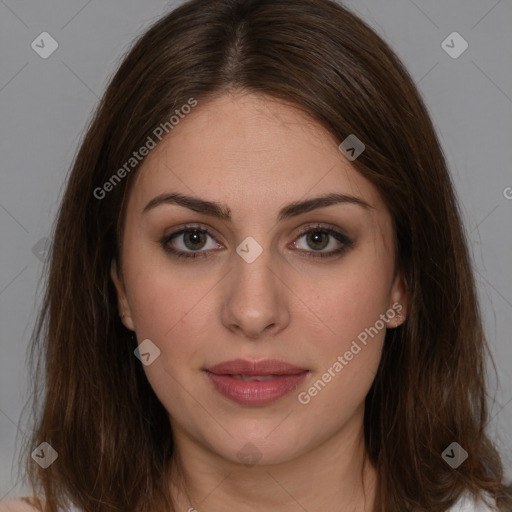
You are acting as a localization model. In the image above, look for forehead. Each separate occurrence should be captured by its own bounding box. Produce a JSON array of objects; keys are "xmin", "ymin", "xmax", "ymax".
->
[{"xmin": 128, "ymin": 92, "xmax": 387, "ymax": 220}]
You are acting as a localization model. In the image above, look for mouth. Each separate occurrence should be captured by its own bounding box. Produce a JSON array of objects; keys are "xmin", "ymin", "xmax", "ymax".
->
[{"xmin": 203, "ymin": 359, "xmax": 309, "ymax": 406}]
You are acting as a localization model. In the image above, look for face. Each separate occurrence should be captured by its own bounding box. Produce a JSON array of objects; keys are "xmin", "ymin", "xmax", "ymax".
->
[{"xmin": 111, "ymin": 92, "xmax": 407, "ymax": 466}]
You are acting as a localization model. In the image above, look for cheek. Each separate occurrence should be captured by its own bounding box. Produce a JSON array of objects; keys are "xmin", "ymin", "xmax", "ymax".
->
[
  {"xmin": 128, "ymin": 269, "xmax": 208, "ymax": 355},
  {"xmin": 123, "ymin": 260, "xmax": 212, "ymax": 415},
  {"xmin": 122, "ymin": 242, "xmax": 219, "ymax": 375},
  {"xmin": 122, "ymin": 229, "xmax": 196, "ymax": 332},
  {"xmin": 299, "ymin": 241, "xmax": 392, "ymax": 406},
  {"xmin": 310, "ymin": 246, "xmax": 393, "ymax": 348}
]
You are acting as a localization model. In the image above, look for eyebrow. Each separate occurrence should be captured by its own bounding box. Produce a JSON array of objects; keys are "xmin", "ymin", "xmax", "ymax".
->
[{"xmin": 142, "ymin": 191, "xmax": 372, "ymax": 222}]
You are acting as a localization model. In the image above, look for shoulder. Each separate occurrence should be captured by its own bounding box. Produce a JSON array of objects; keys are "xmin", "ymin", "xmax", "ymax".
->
[
  {"xmin": 0, "ymin": 497, "xmax": 40, "ymax": 512},
  {"xmin": 447, "ymin": 491, "xmax": 498, "ymax": 512}
]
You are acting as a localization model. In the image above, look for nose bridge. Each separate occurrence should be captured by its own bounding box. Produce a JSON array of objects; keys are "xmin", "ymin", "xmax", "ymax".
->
[
  {"xmin": 232, "ymin": 236, "xmax": 278, "ymax": 306},
  {"xmin": 234, "ymin": 238, "xmax": 274, "ymax": 293}
]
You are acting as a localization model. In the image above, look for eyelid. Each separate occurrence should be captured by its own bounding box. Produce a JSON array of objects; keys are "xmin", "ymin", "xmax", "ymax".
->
[{"xmin": 293, "ymin": 222, "xmax": 349, "ymax": 239}]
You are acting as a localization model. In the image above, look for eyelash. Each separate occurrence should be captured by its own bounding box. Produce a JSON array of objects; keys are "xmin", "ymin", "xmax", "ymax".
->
[{"xmin": 158, "ymin": 223, "xmax": 353, "ymax": 261}]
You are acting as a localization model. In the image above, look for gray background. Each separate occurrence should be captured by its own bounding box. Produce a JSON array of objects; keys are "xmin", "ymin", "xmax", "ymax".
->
[{"xmin": 1, "ymin": 0, "xmax": 511, "ymax": 501}]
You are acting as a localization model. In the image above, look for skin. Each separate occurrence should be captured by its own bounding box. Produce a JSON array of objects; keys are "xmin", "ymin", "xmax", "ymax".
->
[{"xmin": 111, "ymin": 92, "xmax": 408, "ymax": 512}]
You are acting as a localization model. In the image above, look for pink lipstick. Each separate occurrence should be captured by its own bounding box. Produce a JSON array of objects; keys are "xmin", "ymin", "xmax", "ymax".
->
[{"xmin": 204, "ymin": 359, "xmax": 309, "ymax": 406}]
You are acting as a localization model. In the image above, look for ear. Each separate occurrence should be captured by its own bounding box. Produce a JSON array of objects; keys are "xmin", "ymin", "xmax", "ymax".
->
[
  {"xmin": 386, "ymin": 270, "xmax": 408, "ymax": 328},
  {"xmin": 110, "ymin": 259, "xmax": 135, "ymax": 331}
]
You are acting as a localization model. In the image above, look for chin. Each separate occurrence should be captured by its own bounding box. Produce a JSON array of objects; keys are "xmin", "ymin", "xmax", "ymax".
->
[{"xmin": 200, "ymin": 419, "xmax": 317, "ymax": 467}]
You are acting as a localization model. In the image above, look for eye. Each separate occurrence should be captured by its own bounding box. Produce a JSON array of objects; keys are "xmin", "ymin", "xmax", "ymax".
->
[
  {"xmin": 159, "ymin": 224, "xmax": 221, "ymax": 260},
  {"xmin": 159, "ymin": 223, "xmax": 353, "ymax": 260},
  {"xmin": 290, "ymin": 224, "xmax": 353, "ymax": 259}
]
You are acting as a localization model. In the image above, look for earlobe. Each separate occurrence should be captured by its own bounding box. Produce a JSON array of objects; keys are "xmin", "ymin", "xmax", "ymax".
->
[
  {"xmin": 110, "ymin": 259, "xmax": 135, "ymax": 331},
  {"xmin": 387, "ymin": 271, "xmax": 408, "ymax": 328}
]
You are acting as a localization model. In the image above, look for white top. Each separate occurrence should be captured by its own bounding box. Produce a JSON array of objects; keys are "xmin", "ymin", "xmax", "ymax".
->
[
  {"xmin": 0, "ymin": 490, "xmax": 498, "ymax": 511},
  {"xmin": 447, "ymin": 491, "xmax": 498, "ymax": 511}
]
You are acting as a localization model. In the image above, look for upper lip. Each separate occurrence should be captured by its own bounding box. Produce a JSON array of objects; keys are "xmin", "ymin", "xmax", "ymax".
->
[{"xmin": 205, "ymin": 359, "xmax": 308, "ymax": 376}]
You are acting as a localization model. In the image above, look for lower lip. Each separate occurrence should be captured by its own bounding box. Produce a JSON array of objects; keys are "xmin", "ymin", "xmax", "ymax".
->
[{"xmin": 204, "ymin": 371, "xmax": 309, "ymax": 406}]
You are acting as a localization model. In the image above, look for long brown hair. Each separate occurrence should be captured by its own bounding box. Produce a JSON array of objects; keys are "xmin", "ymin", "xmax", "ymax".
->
[{"xmin": 20, "ymin": 0, "xmax": 512, "ymax": 510}]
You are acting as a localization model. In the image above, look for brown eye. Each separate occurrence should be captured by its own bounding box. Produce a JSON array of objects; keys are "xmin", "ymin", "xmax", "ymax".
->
[
  {"xmin": 304, "ymin": 230, "xmax": 330, "ymax": 251},
  {"xmin": 291, "ymin": 225, "xmax": 353, "ymax": 259},
  {"xmin": 159, "ymin": 226, "xmax": 222, "ymax": 260},
  {"xmin": 182, "ymin": 229, "xmax": 208, "ymax": 251}
]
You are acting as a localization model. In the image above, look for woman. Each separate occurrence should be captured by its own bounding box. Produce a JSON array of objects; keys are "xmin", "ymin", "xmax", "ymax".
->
[{"xmin": 3, "ymin": 0, "xmax": 511, "ymax": 510}]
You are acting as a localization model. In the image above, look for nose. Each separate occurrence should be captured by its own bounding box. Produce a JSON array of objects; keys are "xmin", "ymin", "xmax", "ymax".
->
[{"xmin": 220, "ymin": 245, "xmax": 291, "ymax": 340}]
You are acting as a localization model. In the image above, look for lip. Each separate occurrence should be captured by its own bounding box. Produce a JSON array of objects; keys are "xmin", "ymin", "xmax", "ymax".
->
[
  {"xmin": 204, "ymin": 359, "xmax": 309, "ymax": 406},
  {"xmin": 206, "ymin": 358, "xmax": 307, "ymax": 376}
]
